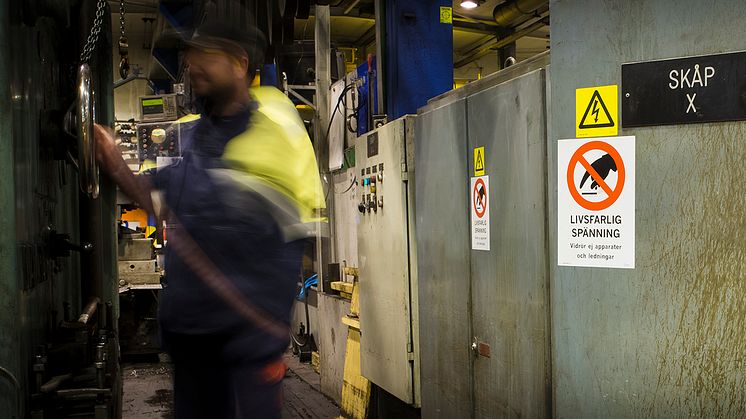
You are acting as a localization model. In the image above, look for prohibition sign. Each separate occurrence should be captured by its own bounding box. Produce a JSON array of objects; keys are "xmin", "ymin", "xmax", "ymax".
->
[
  {"xmin": 567, "ymin": 140, "xmax": 625, "ymax": 211},
  {"xmin": 473, "ymin": 178, "xmax": 487, "ymax": 218}
]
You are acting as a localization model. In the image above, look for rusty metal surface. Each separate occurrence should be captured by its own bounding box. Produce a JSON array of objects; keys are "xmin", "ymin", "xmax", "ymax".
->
[{"xmin": 549, "ymin": 0, "xmax": 746, "ymax": 417}]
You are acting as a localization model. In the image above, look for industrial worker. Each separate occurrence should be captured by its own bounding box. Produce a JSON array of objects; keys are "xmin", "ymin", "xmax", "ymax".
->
[{"xmin": 93, "ymin": 19, "xmax": 324, "ymax": 419}]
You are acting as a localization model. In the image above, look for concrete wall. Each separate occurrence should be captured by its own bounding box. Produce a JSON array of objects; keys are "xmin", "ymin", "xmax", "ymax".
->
[
  {"xmin": 317, "ymin": 168, "xmax": 359, "ymax": 403},
  {"xmin": 549, "ymin": 1, "xmax": 746, "ymax": 417},
  {"xmin": 290, "ymin": 168, "xmax": 359, "ymax": 403}
]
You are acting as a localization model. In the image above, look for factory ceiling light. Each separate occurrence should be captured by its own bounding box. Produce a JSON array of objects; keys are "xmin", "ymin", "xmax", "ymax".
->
[{"xmin": 460, "ymin": 0, "xmax": 481, "ymax": 9}]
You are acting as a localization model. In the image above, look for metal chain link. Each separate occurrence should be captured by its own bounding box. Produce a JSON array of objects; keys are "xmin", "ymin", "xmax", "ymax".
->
[
  {"xmin": 79, "ymin": 0, "xmax": 108, "ymax": 63},
  {"xmin": 118, "ymin": 0, "xmax": 130, "ymax": 79},
  {"xmin": 119, "ymin": 0, "xmax": 126, "ymax": 40}
]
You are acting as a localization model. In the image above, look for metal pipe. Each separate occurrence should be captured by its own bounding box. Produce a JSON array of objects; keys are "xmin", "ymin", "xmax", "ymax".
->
[
  {"xmin": 493, "ymin": 0, "xmax": 547, "ymax": 27},
  {"xmin": 343, "ymin": 0, "xmax": 361, "ymax": 15},
  {"xmin": 78, "ymin": 297, "xmax": 101, "ymax": 324},
  {"xmin": 113, "ymin": 74, "xmax": 149, "ymax": 89},
  {"xmin": 40, "ymin": 374, "xmax": 73, "ymax": 393},
  {"xmin": 0, "ymin": 366, "xmax": 21, "ymax": 418},
  {"xmin": 454, "ymin": 19, "xmax": 547, "ymax": 68}
]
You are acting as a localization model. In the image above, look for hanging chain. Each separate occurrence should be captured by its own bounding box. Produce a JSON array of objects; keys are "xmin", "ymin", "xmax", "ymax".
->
[
  {"xmin": 79, "ymin": 0, "xmax": 108, "ymax": 63},
  {"xmin": 119, "ymin": 0, "xmax": 126, "ymax": 40},
  {"xmin": 118, "ymin": 0, "xmax": 131, "ymax": 79}
]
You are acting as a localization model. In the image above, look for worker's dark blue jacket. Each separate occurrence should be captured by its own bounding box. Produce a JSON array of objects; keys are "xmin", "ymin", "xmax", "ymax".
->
[{"xmin": 152, "ymin": 88, "xmax": 323, "ymax": 361}]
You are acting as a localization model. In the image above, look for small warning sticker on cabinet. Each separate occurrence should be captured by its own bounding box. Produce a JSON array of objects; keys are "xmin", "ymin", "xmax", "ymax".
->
[{"xmin": 471, "ymin": 176, "xmax": 490, "ymax": 251}]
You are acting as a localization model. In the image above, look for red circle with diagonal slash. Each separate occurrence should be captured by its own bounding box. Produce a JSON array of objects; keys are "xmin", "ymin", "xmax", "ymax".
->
[
  {"xmin": 473, "ymin": 178, "xmax": 487, "ymax": 218},
  {"xmin": 567, "ymin": 141, "xmax": 625, "ymax": 211}
]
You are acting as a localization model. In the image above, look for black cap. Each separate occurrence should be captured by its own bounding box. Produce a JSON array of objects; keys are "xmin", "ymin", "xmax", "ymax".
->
[{"xmin": 185, "ymin": 19, "xmax": 267, "ymax": 73}]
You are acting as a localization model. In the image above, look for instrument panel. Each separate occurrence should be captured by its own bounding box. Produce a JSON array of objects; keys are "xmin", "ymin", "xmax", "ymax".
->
[{"xmin": 136, "ymin": 121, "xmax": 181, "ymax": 162}]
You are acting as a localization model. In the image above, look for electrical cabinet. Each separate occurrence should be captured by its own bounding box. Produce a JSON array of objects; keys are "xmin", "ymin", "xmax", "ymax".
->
[
  {"xmin": 355, "ymin": 115, "xmax": 420, "ymax": 406},
  {"xmin": 416, "ymin": 57, "xmax": 551, "ymax": 418}
]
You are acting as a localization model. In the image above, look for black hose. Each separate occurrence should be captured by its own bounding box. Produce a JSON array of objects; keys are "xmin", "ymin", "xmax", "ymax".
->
[
  {"xmin": 0, "ymin": 365, "xmax": 21, "ymax": 419},
  {"xmin": 290, "ymin": 285, "xmax": 312, "ymax": 348}
]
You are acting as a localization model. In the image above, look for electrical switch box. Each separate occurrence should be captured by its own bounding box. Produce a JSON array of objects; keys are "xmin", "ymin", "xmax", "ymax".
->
[{"xmin": 355, "ymin": 115, "xmax": 420, "ymax": 406}]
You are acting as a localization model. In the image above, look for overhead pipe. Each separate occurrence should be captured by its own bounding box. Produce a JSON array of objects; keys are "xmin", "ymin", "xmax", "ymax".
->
[
  {"xmin": 343, "ymin": 0, "xmax": 361, "ymax": 15},
  {"xmin": 454, "ymin": 18, "xmax": 547, "ymax": 68},
  {"xmin": 493, "ymin": 0, "xmax": 547, "ymax": 27}
]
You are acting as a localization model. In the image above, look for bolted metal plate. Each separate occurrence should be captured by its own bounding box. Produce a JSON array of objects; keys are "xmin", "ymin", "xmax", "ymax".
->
[
  {"xmin": 117, "ymin": 260, "xmax": 156, "ymax": 275},
  {"xmin": 118, "ymin": 238, "xmax": 153, "ymax": 261}
]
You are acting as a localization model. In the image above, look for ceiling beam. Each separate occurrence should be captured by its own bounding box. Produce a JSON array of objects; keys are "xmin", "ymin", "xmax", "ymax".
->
[
  {"xmin": 454, "ymin": 18, "xmax": 548, "ymax": 68},
  {"xmin": 352, "ymin": 24, "xmax": 376, "ymax": 47}
]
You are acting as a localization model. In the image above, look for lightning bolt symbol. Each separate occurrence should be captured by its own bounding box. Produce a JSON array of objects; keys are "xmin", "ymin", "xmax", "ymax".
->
[{"xmin": 592, "ymin": 100, "xmax": 600, "ymax": 123}]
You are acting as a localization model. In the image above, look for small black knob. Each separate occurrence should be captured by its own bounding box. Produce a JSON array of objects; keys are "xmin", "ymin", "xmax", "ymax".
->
[
  {"xmin": 358, "ymin": 202, "xmax": 366, "ymax": 213},
  {"xmin": 49, "ymin": 231, "xmax": 93, "ymax": 257}
]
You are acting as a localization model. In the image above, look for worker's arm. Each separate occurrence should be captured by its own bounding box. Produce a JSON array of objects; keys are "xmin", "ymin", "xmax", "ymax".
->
[{"xmin": 93, "ymin": 124, "xmax": 158, "ymax": 216}]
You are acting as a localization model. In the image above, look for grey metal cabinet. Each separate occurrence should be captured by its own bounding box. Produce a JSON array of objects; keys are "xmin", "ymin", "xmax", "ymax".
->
[
  {"xmin": 416, "ymin": 100, "xmax": 475, "ymax": 418},
  {"xmin": 466, "ymin": 69, "xmax": 551, "ymax": 419},
  {"xmin": 417, "ymin": 59, "xmax": 551, "ymax": 419},
  {"xmin": 356, "ymin": 116, "xmax": 420, "ymax": 406}
]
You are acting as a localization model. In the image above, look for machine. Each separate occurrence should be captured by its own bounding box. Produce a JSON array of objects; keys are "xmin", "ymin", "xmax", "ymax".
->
[
  {"xmin": 0, "ymin": 1, "xmax": 122, "ymax": 417},
  {"xmin": 138, "ymin": 94, "xmax": 178, "ymax": 122},
  {"xmin": 116, "ymin": 93, "xmax": 185, "ymax": 356},
  {"xmin": 135, "ymin": 121, "xmax": 181, "ymax": 162},
  {"xmin": 355, "ymin": 115, "xmax": 420, "ymax": 406},
  {"xmin": 135, "ymin": 94, "xmax": 183, "ymax": 163}
]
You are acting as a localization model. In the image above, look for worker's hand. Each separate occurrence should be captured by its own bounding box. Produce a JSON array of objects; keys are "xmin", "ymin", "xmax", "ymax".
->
[
  {"xmin": 93, "ymin": 123, "xmax": 160, "ymax": 218},
  {"xmin": 93, "ymin": 123, "xmax": 118, "ymax": 166}
]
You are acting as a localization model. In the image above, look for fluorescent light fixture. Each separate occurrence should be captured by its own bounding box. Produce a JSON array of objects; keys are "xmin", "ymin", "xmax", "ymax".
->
[{"xmin": 461, "ymin": 0, "xmax": 479, "ymax": 9}]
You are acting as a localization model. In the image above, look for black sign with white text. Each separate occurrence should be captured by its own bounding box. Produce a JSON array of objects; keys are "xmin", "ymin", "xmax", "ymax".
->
[{"xmin": 622, "ymin": 51, "xmax": 746, "ymax": 127}]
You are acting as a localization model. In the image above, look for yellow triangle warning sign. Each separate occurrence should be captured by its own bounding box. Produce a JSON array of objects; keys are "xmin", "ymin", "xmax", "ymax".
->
[
  {"xmin": 579, "ymin": 90, "xmax": 614, "ymax": 129},
  {"xmin": 575, "ymin": 85, "xmax": 618, "ymax": 138},
  {"xmin": 474, "ymin": 147, "xmax": 485, "ymax": 176}
]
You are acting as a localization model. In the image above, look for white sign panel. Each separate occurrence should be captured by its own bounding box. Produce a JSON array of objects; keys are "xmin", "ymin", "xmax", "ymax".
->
[
  {"xmin": 471, "ymin": 176, "xmax": 490, "ymax": 251},
  {"xmin": 558, "ymin": 136, "xmax": 635, "ymax": 268}
]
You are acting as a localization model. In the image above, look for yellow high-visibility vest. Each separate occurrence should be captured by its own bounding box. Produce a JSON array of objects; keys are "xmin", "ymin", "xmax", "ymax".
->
[{"xmin": 212, "ymin": 87, "xmax": 326, "ymax": 240}]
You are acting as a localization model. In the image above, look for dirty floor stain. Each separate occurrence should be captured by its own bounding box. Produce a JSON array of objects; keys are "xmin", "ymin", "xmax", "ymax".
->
[{"xmin": 122, "ymin": 354, "xmax": 340, "ymax": 419}]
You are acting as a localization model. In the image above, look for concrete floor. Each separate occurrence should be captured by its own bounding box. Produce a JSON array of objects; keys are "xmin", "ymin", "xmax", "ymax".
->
[{"xmin": 122, "ymin": 354, "xmax": 341, "ymax": 419}]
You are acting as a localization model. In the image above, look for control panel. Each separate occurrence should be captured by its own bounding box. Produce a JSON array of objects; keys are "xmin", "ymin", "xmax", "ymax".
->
[
  {"xmin": 136, "ymin": 122, "xmax": 180, "ymax": 162},
  {"xmin": 358, "ymin": 159, "xmax": 385, "ymax": 214},
  {"xmin": 355, "ymin": 115, "xmax": 419, "ymax": 406},
  {"xmin": 139, "ymin": 94, "xmax": 178, "ymax": 122}
]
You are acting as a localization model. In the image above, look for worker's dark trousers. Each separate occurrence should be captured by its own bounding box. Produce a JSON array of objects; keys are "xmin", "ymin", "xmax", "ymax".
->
[{"xmin": 162, "ymin": 330, "xmax": 286, "ymax": 419}]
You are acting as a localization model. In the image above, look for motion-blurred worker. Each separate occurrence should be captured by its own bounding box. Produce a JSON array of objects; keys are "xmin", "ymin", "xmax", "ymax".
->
[{"xmin": 94, "ymin": 19, "xmax": 324, "ymax": 419}]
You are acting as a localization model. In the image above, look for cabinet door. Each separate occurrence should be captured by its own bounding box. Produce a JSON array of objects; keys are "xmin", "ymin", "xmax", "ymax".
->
[
  {"xmin": 416, "ymin": 100, "xmax": 474, "ymax": 419},
  {"xmin": 467, "ymin": 69, "xmax": 551, "ymax": 419}
]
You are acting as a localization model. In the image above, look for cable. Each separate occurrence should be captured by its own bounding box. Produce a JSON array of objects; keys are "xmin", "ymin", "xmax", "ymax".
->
[
  {"xmin": 333, "ymin": 175, "xmax": 356, "ymax": 195},
  {"xmin": 297, "ymin": 274, "xmax": 318, "ymax": 299},
  {"xmin": 322, "ymin": 82, "xmax": 360, "ymax": 201},
  {"xmin": 0, "ymin": 365, "xmax": 21, "ymax": 419},
  {"xmin": 324, "ymin": 83, "xmax": 357, "ymax": 144},
  {"xmin": 291, "ymin": 273, "xmax": 318, "ymax": 348}
]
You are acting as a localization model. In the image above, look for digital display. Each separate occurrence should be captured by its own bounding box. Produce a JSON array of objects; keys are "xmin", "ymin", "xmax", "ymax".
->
[{"xmin": 141, "ymin": 98, "xmax": 164, "ymax": 115}]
